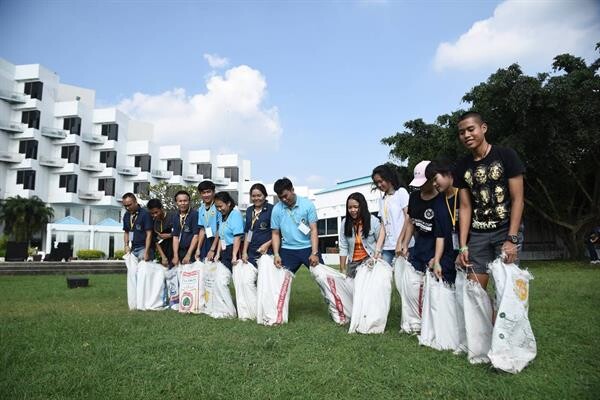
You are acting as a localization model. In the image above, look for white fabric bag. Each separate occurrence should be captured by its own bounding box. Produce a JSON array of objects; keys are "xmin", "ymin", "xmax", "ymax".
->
[
  {"xmin": 124, "ymin": 253, "xmax": 139, "ymax": 310},
  {"xmin": 349, "ymin": 260, "xmax": 393, "ymax": 334},
  {"xmin": 488, "ymin": 258, "xmax": 537, "ymax": 373},
  {"xmin": 310, "ymin": 264, "xmax": 354, "ymax": 325},
  {"xmin": 232, "ymin": 261, "xmax": 258, "ymax": 320},
  {"xmin": 463, "ymin": 275, "xmax": 494, "ymax": 364},
  {"xmin": 418, "ymin": 272, "xmax": 435, "ymax": 347},
  {"xmin": 203, "ymin": 261, "xmax": 237, "ymax": 319},
  {"xmin": 256, "ymin": 255, "xmax": 294, "ymax": 326},
  {"xmin": 165, "ymin": 267, "xmax": 180, "ymax": 310},
  {"xmin": 454, "ymin": 268, "xmax": 469, "ymax": 354},
  {"xmin": 179, "ymin": 261, "xmax": 205, "ymax": 314},
  {"xmin": 136, "ymin": 261, "xmax": 168, "ymax": 311},
  {"xmin": 394, "ymin": 257, "xmax": 424, "ymax": 334}
]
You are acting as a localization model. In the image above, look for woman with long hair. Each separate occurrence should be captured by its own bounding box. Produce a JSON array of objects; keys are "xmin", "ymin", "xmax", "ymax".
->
[
  {"xmin": 241, "ymin": 183, "xmax": 274, "ymax": 267},
  {"xmin": 214, "ymin": 191, "xmax": 244, "ymax": 271}
]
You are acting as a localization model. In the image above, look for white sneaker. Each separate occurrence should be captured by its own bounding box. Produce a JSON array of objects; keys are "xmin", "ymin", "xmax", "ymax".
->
[{"xmin": 591, "ymin": 260, "xmax": 600, "ymax": 264}]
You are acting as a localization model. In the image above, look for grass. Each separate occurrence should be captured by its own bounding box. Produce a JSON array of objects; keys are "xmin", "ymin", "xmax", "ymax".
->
[{"xmin": 0, "ymin": 261, "xmax": 599, "ymax": 400}]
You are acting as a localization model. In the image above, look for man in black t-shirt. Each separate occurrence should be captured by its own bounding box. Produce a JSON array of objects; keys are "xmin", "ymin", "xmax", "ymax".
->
[
  {"xmin": 147, "ymin": 198, "xmax": 176, "ymax": 268},
  {"xmin": 455, "ymin": 111, "xmax": 525, "ymax": 289}
]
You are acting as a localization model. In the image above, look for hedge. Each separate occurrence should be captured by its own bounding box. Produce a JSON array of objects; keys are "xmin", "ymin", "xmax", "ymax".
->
[{"xmin": 76, "ymin": 250, "xmax": 106, "ymax": 260}]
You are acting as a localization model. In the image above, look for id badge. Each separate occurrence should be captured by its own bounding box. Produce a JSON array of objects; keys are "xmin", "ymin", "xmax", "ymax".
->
[
  {"xmin": 128, "ymin": 232, "xmax": 134, "ymax": 242},
  {"xmin": 205, "ymin": 227, "xmax": 214, "ymax": 238},
  {"xmin": 221, "ymin": 240, "xmax": 227, "ymax": 251},
  {"xmin": 246, "ymin": 230, "xmax": 253, "ymax": 244},
  {"xmin": 298, "ymin": 222, "xmax": 310, "ymax": 235},
  {"xmin": 452, "ymin": 231, "xmax": 460, "ymax": 250}
]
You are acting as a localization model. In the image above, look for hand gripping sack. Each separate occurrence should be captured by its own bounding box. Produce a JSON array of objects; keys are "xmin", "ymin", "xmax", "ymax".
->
[
  {"xmin": 463, "ymin": 275, "xmax": 493, "ymax": 364},
  {"xmin": 349, "ymin": 260, "xmax": 393, "ymax": 334},
  {"xmin": 419, "ymin": 272, "xmax": 460, "ymax": 351},
  {"xmin": 394, "ymin": 257, "xmax": 424, "ymax": 334},
  {"xmin": 453, "ymin": 268, "xmax": 468, "ymax": 354},
  {"xmin": 488, "ymin": 258, "xmax": 537, "ymax": 373},
  {"xmin": 256, "ymin": 255, "xmax": 294, "ymax": 326},
  {"xmin": 203, "ymin": 261, "xmax": 237, "ymax": 319},
  {"xmin": 125, "ymin": 253, "xmax": 139, "ymax": 310},
  {"xmin": 136, "ymin": 261, "xmax": 168, "ymax": 311},
  {"xmin": 310, "ymin": 264, "xmax": 354, "ymax": 325},
  {"xmin": 165, "ymin": 266, "xmax": 180, "ymax": 310},
  {"xmin": 179, "ymin": 261, "xmax": 205, "ymax": 314},
  {"xmin": 232, "ymin": 261, "xmax": 258, "ymax": 320}
]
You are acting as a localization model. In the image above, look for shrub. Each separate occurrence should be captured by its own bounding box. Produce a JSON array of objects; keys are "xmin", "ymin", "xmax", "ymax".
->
[
  {"xmin": 76, "ymin": 249, "xmax": 105, "ymax": 260},
  {"xmin": 113, "ymin": 250, "xmax": 126, "ymax": 260}
]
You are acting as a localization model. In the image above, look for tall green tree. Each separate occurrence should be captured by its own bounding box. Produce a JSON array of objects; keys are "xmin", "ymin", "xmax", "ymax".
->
[
  {"xmin": 0, "ymin": 196, "xmax": 54, "ymax": 247},
  {"xmin": 382, "ymin": 44, "xmax": 600, "ymax": 258},
  {"xmin": 139, "ymin": 181, "xmax": 202, "ymax": 211}
]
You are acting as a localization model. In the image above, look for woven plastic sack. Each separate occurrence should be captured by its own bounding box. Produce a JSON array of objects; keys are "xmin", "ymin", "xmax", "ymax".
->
[
  {"xmin": 124, "ymin": 253, "xmax": 138, "ymax": 310},
  {"xmin": 310, "ymin": 264, "xmax": 354, "ymax": 325},
  {"xmin": 394, "ymin": 256, "xmax": 424, "ymax": 334},
  {"xmin": 232, "ymin": 261, "xmax": 258, "ymax": 320},
  {"xmin": 135, "ymin": 261, "xmax": 167, "ymax": 311},
  {"xmin": 419, "ymin": 272, "xmax": 460, "ymax": 351},
  {"xmin": 165, "ymin": 267, "xmax": 180, "ymax": 310},
  {"xmin": 179, "ymin": 261, "xmax": 205, "ymax": 314},
  {"xmin": 256, "ymin": 255, "xmax": 294, "ymax": 326},
  {"xmin": 349, "ymin": 260, "xmax": 393, "ymax": 334},
  {"xmin": 463, "ymin": 275, "xmax": 493, "ymax": 364},
  {"xmin": 488, "ymin": 258, "xmax": 537, "ymax": 373},
  {"xmin": 202, "ymin": 261, "xmax": 237, "ymax": 319},
  {"xmin": 453, "ymin": 268, "xmax": 469, "ymax": 354}
]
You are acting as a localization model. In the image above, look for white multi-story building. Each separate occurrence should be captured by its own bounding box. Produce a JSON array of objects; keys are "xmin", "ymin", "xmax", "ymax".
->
[{"xmin": 0, "ymin": 58, "xmax": 251, "ymax": 256}]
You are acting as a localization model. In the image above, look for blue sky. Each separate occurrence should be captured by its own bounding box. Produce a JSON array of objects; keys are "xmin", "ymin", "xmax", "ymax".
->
[{"xmin": 1, "ymin": 0, "xmax": 598, "ymax": 189}]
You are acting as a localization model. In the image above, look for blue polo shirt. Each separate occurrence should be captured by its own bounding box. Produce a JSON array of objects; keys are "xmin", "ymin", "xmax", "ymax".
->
[
  {"xmin": 245, "ymin": 203, "xmax": 273, "ymax": 252},
  {"xmin": 172, "ymin": 209, "xmax": 200, "ymax": 249},
  {"xmin": 198, "ymin": 202, "xmax": 221, "ymax": 238},
  {"xmin": 271, "ymin": 196, "xmax": 317, "ymax": 250},
  {"xmin": 219, "ymin": 207, "xmax": 244, "ymax": 246},
  {"xmin": 123, "ymin": 206, "xmax": 153, "ymax": 247}
]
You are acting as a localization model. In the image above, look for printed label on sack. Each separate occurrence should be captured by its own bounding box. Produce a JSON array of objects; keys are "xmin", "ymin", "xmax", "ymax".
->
[
  {"xmin": 326, "ymin": 276, "xmax": 346, "ymax": 323},
  {"xmin": 514, "ymin": 278, "xmax": 528, "ymax": 301},
  {"xmin": 179, "ymin": 270, "xmax": 199, "ymax": 312}
]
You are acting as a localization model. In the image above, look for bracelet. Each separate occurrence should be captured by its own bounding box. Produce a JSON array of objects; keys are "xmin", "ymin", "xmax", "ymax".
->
[
  {"xmin": 459, "ymin": 246, "xmax": 468, "ymax": 253},
  {"xmin": 274, "ymin": 253, "xmax": 280, "ymax": 257},
  {"xmin": 433, "ymin": 263, "xmax": 442, "ymax": 271},
  {"xmin": 208, "ymin": 249, "xmax": 215, "ymax": 253},
  {"xmin": 375, "ymin": 249, "xmax": 381, "ymax": 254},
  {"xmin": 312, "ymin": 252, "xmax": 319, "ymax": 256}
]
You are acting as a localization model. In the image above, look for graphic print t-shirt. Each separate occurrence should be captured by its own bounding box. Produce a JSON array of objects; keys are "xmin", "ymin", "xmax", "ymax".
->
[
  {"xmin": 407, "ymin": 190, "xmax": 439, "ymax": 272},
  {"xmin": 454, "ymin": 145, "xmax": 525, "ymax": 231}
]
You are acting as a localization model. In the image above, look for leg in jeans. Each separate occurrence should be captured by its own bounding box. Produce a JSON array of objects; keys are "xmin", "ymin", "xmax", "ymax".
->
[
  {"xmin": 381, "ymin": 250, "xmax": 395, "ymax": 265},
  {"xmin": 586, "ymin": 237, "xmax": 599, "ymax": 262}
]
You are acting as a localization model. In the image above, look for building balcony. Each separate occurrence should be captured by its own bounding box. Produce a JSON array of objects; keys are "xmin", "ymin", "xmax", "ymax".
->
[
  {"xmin": 39, "ymin": 156, "xmax": 66, "ymax": 168},
  {"xmin": 169, "ymin": 175, "xmax": 184, "ymax": 185},
  {"xmin": 10, "ymin": 158, "xmax": 36, "ymax": 170},
  {"xmin": 41, "ymin": 126, "xmax": 68, "ymax": 139},
  {"xmin": 183, "ymin": 174, "xmax": 203, "ymax": 183},
  {"xmin": 0, "ymin": 120, "xmax": 26, "ymax": 133},
  {"xmin": 213, "ymin": 177, "xmax": 231, "ymax": 186},
  {"xmin": 117, "ymin": 166, "xmax": 141, "ymax": 176},
  {"xmin": 151, "ymin": 169, "xmax": 173, "ymax": 179},
  {"xmin": 79, "ymin": 161, "xmax": 105, "ymax": 172},
  {"xmin": 0, "ymin": 151, "xmax": 25, "ymax": 163},
  {"xmin": 131, "ymin": 171, "xmax": 152, "ymax": 182},
  {"xmin": 82, "ymin": 134, "xmax": 106, "ymax": 145},
  {"xmin": 54, "ymin": 101, "xmax": 82, "ymax": 117},
  {"xmin": 93, "ymin": 167, "xmax": 118, "ymax": 179},
  {"xmin": 78, "ymin": 190, "xmax": 104, "ymax": 201},
  {"xmin": 0, "ymin": 89, "xmax": 28, "ymax": 104},
  {"xmin": 48, "ymin": 190, "xmax": 78, "ymax": 204},
  {"xmin": 93, "ymin": 139, "xmax": 117, "ymax": 150},
  {"xmin": 12, "ymin": 98, "xmax": 41, "ymax": 111}
]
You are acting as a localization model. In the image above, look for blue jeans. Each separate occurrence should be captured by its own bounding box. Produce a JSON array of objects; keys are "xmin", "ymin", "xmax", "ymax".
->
[
  {"xmin": 381, "ymin": 249, "xmax": 395, "ymax": 265},
  {"xmin": 199, "ymin": 237, "xmax": 215, "ymax": 260},
  {"xmin": 132, "ymin": 245, "xmax": 154, "ymax": 260},
  {"xmin": 280, "ymin": 247, "xmax": 323, "ymax": 274}
]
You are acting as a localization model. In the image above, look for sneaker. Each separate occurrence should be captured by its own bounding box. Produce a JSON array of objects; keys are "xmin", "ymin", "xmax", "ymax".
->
[{"xmin": 591, "ymin": 260, "xmax": 600, "ymax": 264}]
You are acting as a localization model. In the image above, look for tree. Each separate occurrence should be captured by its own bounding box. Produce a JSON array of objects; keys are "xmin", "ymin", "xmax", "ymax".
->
[
  {"xmin": 139, "ymin": 181, "xmax": 202, "ymax": 211},
  {"xmin": 381, "ymin": 44, "xmax": 600, "ymax": 258},
  {"xmin": 0, "ymin": 196, "xmax": 54, "ymax": 247}
]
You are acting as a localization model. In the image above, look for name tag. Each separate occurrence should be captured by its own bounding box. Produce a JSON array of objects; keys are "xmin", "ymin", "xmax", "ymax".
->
[
  {"xmin": 205, "ymin": 227, "xmax": 214, "ymax": 238},
  {"xmin": 298, "ymin": 222, "xmax": 310, "ymax": 235},
  {"xmin": 246, "ymin": 230, "xmax": 253, "ymax": 244},
  {"xmin": 128, "ymin": 232, "xmax": 134, "ymax": 242},
  {"xmin": 452, "ymin": 232, "xmax": 460, "ymax": 251},
  {"xmin": 221, "ymin": 240, "xmax": 227, "ymax": 251}
]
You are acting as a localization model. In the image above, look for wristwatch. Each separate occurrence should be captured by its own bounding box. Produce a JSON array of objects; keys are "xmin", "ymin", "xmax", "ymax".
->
[{"xmin": 507, "ymin": 235, "xmax": 519, "ymax": 244}]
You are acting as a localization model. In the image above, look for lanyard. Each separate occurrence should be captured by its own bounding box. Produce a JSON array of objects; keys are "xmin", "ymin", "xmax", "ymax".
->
[
  {"xmin": 445, "ymin": 188, "xmax": 458, "ymax": 229},
  {"xmin": 129, "ymin": 211, "xmax": 138, "ymax": 230},
  {"xmin": 286, "ymin": 206, "xmax": 299, "ymax": 225},
  {"xmin": 250, "ymin": 207, "xmax": 263, "ymax": 230},
  {"xmin": 179, "ymin": 212, "xmax": 189, "ymax": 231},
  {"xmin": 204, "ymin": 202, "xmax": 214, "ymax": 227},
  {"xmin": 383, "ymin": 194, "xmax": 390, "ymax": 223}
]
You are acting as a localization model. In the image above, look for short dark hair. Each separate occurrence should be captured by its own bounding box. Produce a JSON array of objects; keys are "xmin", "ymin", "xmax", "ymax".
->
[
  {"xmin": 249, "ymin": 183, "xmax": 268, "ymax": 199},
  {"xmin": 214, "ymin": 191, "xmax": 237, "ymax": 208},
  {"xmin": 197, "ymin": 180, "xmax": 216, "ymax": 192},
  {"xmin": 122, "ymin": 192, "xmax": 136, "ymax": 201},
  {"xmin": 174, "ymin": 190, "xmax": 191, "ymax": 201},
  {"xmin": 425, "ymin": 158, "xmax": 454, "ymax": 181},
  {"xmin": 146, "ymin": 198, "xmax": 163, "ymax": 210},
  {"xmin": 458, "ymin": 111, "xmax": 485, "ymax": 124},
  {"xmin": 371, "ymin": 164, "xmax": 404, "ymax": 190},
  {"xmin": 273, "ymin": 178, "xmax": 293, "ymax": 196}
]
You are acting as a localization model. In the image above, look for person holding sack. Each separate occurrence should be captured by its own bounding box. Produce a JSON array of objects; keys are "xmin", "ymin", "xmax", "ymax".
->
[
  {"xmin": 196, "ymin": 180, "xmax": 221, "ymax": 261},
  {"xmin": 214, "ymin": 192, "xmax": 245, "ymax": 271},
  {"xmin": 122, "ymin": 192, "xmax": 153, "ymax": 261},
  {"xmin": 172, "ymin": 190, "xmax": 200, "ymax": 266},
  {"xmin": 339, "ymin": 192, "xmax": 385, "ymax": 278},
  {"xmin": 241, "ymin": 183, "xmax": 273, "ymax": 267},
  {"xmin": 147, "ymin": 198, "xmax": 176, "ymax": 268}
]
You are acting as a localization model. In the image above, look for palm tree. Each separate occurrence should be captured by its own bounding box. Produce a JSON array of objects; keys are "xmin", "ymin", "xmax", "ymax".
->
[{"xmin": 0, "ymin": 196, "xmax": 54, "ymax": 247}]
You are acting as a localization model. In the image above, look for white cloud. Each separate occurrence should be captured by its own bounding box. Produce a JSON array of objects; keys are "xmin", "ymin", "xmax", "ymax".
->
[
  {"xmin": 305, "ymin": 174, "xmax": 328, "ymax": 188},
  {"xmin": 203, "ymin": 53, "xmax": 230, "ymax": 69},
  {"xmin": 433, "ymin": 0, "xmax": 600, "ymax": 72},
  {"xmin": 117, "ymin": 65, "xmax": 281, "ymax": 153}
]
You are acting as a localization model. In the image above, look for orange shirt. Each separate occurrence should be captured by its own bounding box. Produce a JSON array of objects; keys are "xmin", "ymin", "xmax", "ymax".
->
[{"xmin": 352, "ymin": 221, "xmax": 368, "ymax": 261}]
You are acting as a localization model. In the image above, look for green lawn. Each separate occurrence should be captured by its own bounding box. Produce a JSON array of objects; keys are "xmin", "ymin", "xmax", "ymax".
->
[{"xmin": 1, "ymin": 261, "xmax": 599, "ymax": 400}]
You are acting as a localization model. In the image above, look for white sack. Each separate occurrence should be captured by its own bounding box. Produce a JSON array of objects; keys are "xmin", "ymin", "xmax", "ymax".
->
[
  {"xmin": 488, "ymin": 258, "xmax": 537, "ymax": 374},
  {"xmin": 203, "ymin": 261, "xmax": 237, "ymax": 319},
  {"xmin": 463, "ymin": 275, "xmax": 493, "ymax": 364},
  {"xmin": 179, "ymin": 261, "xmax": 205, "ymax": 314},
  {"xmin": 124, "ymin": 253, "xmax": 138, "ymax": 310},
  {"xmin": 454, "ymin": 268, "xmax": 468, "ymax": 354},
  {"xmin": 165, "ymin": 267, "xmax": 180, "ymax": 310},
  {"xmin": 394, "ymin": 257, "xmax": 424, "ymax": 334},
  {"xmin": 349, "ymin": 260, "xmax": 393, "ymax": 334},
  {"xmin": 256, "ymin": 255, "xmax": 294, "ymax": 326},
  {"xmin": 232, "ymin": 261, "xmax": 258, "ymax": 320},
  {"xmin": 310, "ymin": 264, "xmax": 354, "ymax": 325},
  {"xmin": 136, "ymin": 261, "xmax": 168, "ymax": 311}
]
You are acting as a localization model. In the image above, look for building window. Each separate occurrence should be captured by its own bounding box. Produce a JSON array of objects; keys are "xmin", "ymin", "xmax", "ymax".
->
[
  {"xmin": 18, "ymin": 140, "xmax": 38, "ymax": 159},
  {"xmin": 16, "ymin": 170, "xmax": 36, "ymax": 190},
  {"xmin": 59, "ymin": 174, "xmax": 78, "ymax": 193},
  {"xmin": 133, "ymin": 182, "xmax": 150, "ymax": 196},
  {"xmin": 223, "ymin": 167, "xmax": 239, "ymax": 182},
  {"xmin": 100, "ymin": 151, "xmax": 117, "ymax": 168},
  {"xmin": 196, "ymin": 163, "xmax": 212, "ymax": 179},
  {"xmin": 21, "ymin": 110, "xmax": 40, "ymax": 129},
  {"xmin": 317, "ymin": 218, "xmax": 338, "ymax": 236},
  {"xmin": 24, "ymin": 81, "xmax": 43, "ymax": 101},
  {"xmin": 98, "ymin": 178, "xmax": 115, "ymax": 196},
  {"xmin": 61, "ymin": 145, "xmax": 80, "ymax": 164},
  {"xmin": 167, "ymin": 159, "xmax": 182, "ymax": 176},
  {"xmin": 101, "ymin": 123, "xmax": 118, "ymax": 141},
  {"xmin": 63, "ymin": 117, "xmax": 81, "ymax": 135},
  {"xmin": 134, "ymin": 155, "xmax": 151, "ymax": 172}
]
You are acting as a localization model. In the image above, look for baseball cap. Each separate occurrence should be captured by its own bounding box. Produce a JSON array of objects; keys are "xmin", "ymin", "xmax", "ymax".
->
[{"xmin": 409, "ymin": 160, "xmax": 431, "ymax": 187}]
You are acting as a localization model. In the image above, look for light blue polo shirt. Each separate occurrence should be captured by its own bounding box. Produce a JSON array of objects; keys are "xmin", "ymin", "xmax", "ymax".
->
[
  {"xmin": 219, "ymin": 207, "xmax": 244, "ymax": 246},
  {"xmin": 271, "ymin": 196, "xmax": 318, "ymax": 250},
  {"xmin": 197, "ymin": 202, "xmax": 221, "ymax": 237}
]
